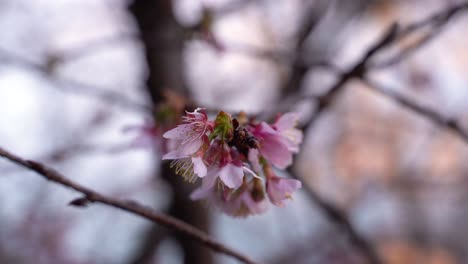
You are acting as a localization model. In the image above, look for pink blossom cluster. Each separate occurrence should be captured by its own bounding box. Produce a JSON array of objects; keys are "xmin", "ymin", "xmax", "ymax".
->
[{"xmin": 162, "ymin": 108, "xmax": 303, "ymax": 217}]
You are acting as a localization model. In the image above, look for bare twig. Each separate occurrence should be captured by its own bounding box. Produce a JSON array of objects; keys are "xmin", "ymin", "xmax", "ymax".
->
[
  {"xmin": 300, "ymin": 1, "xmax": 468, "ymax": 129},
  {"xmin": 0, "ymin": 146, "xmax": 258, "ymax": 264},
  {"xmin": 371, "ymin": 24, "xmax": 445, "ymax": 69},
  {"xmin": 300, "ymin": 23, "xmax": 399, "ymax": 132},
  {"xmin": 372, "ymin": 2, "xmax": 468, "ymax": 69},
  {"xmin": 288, "ymin": 170, "xmax": 380, "ymax": 264},
  {"xmin": 0, "ymin": 46, "xmax": 154, "ymax": 114},
  {"xmin": 397, "ymin": 2, "xmax": 468, "ymax": 38},
  {"xmin": 287, "ymin": 4, "xmax": 468, "ymax": 263},
  {"xmin": 280, "ymin": 0, "xmax": 331, "ymax": 97},
  {"xmin": 360, "ymin": 78, "xmax": 468, "ymax": 141},
  {"xmin": 53, "ymin": 32, "xmax": 138, "ymax": 62}
]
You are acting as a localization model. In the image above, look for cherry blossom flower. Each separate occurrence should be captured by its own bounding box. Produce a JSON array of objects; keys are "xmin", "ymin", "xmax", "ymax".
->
[
  {"xmin": 250, "ymin": 122, "xmax": 293, "ymax": 169},
  {"xmin": 273, "ymin": 112, "xmax": 303, "ymax": 153},
  {"xmin": 190, "ymin": 162, "xmax": 258, "ymax": 199},
  {"xmin": 249, "ymin": 112, "xmax": 303, "ymax": 169},
  {"xmin": 192, "ymin": 179, "xmax": 268, "ymax": 217},
  {"xmin": 161, "ymin": 108, "xmax": 303, "ymax": 217},
  {"xmin": 162, "ymin": 108, "xmax": 212, "ymax": 160},
  {"xmin": 266, "ymin": 175, "xmax": 302, "ymax": 207}
]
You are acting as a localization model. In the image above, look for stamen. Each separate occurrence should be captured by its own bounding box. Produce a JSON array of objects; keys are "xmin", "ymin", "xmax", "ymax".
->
[{"xmin": 170, "ymin": 158, "xmax": 198, "ymax": 183}]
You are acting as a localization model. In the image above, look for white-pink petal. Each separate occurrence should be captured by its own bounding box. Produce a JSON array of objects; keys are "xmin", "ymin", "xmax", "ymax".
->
[
  {"xmin": 162, "ymin": 124, "xmax": 194, "ymax": 139},
  {"xmin": 242, "ymin": 194, "xmax": 269, "ymax": 215},
  {"xmin": 178, "ymin": 139, "xmax": 203, "ymax": 156},
  {"xmin": 260, "ymin": 134, "xmax": 292, "ymax": 169},
  {"xmin": 242, "ymin": 166, "xmax": 262, "ymax": 180},
  {"xmin": 267, "ymin": 177, "xmax": 302, "ymax": 207},
  {"xmin": 190, "ymin": 168, "xmax": 219, "ymax": 200},
  {"xmin": 219, "ymin": 164, "xmax": 244, "ymax": 189},
  {"xmin": 274, "ymin": 112, "xmax": 300, "ymax": 132},
  {"xmin": 192, "ymin": 156, "xmax": 207, "ymax": 177},
  {"xmin": 248, "ymin": 148, "xmax": 262, "ymax": 173},
  {"xmin": 162, "ymin": 151, "xmax": 185, "ymax": 160}
]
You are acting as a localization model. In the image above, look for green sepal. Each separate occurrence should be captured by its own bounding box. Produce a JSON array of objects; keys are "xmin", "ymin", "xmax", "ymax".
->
[{"xmin": 212, "ymin": 111, "xmax": 233, "ymax": 141}]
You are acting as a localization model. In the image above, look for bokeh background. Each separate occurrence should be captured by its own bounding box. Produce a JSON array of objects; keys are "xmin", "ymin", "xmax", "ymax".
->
[{"xmin": 2, "ymin": 0, "xmax": 468, "ymax": 263}]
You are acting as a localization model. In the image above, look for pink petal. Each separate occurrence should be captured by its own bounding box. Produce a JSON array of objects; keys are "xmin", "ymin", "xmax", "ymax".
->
[
  {"xmin": 190, "ymin": 168, "xmax": 219, "ymax": 200},
  {"xmin": 162, "ymin": 124, "xmax": 194, "ymax": 139},
  {"xmin": 260, "ymin": 134, "xmax": 292, "ymax": 169},
  {"xmin": 242, "ymin": 166, "xmax": 262, "ymax": 180},
  {"xmin": 179, "ymin": 139, "xmax": 203, "ymax": 156},
  {"xmin": 162, "ymin": 150, "xmax": 186, "ymax": 160},
  {"xmin": 242, "ymin": 194, "xmax": 269, "ymax": 215},
  {"xmin": 282, "ymin": 129, "xmax": 303, "ymax": 153},
  {"xmin": 267, "ymin": 177, "xmax": 302, "ymax": 207},
  {"xmin": 219, "ymin": 163, "xmax": 244, "ymax": 189},
  {"xmin": 257, "ymin": 122, "xmax": 277, "ymax": 135},
  {"xmin": 274, "ymin": 112, "xmax": 300, "ymax": 132},
  {"xmin": 248, "ymin": 148, "xmax": 262, "ymax": 173},
  {"xmin": 192, "ymin": 157, "xmax": 207, "ymax": 177}
]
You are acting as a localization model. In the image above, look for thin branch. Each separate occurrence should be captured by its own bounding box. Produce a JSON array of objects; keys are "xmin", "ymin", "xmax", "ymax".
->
[
  {"xmin": 372, "ymin": 2, "xmax": 468, "ymax": 69},
  {"xmin": 53, "ymin": 32, "xmax": 138, "ymax": 63},
  {"xmin": 371, "ymin": 26, "xmax": 444, "ymax": 69},
  {"xmin": 288, "ymin": 5, "xmax": 468, "ymax": 262},
  {"xmin": 288, "ymin": 170, "xmax": 380, "ymax": 264},
  {"xmin": 280, "ymin": 0, "xmax": 331, "ymax": 96},
  {"xmin": 287, "ymin": 4, "xmax": 468, "ymax": 260},
  {"xmin": 300, "ymin": 1, "xmax": 468, "ymax": 130},
  {"xmin": 360, "ymin": 77, "xmax": 468, "ymax": 141},
  {"xmin": 54, "ymin": 77, "xmax": 154, "ymax": 113},
  {"xmin": 0, "ymin": 146, "xmax": 258, "ymax": 264},
  {"xmin": 300, "ymin": 23, "xmax": 399, "ymax": 132},
  {"xmin": 281, "ymin": 26, "xmax": 400, "ymax": 264},
  {"xmin": 0, "ymin": 46, "xmax": 154, "ymax": 114},
  {"xmin": 397, "ymin": 2, "xmax": 468, "ymax": 38}
]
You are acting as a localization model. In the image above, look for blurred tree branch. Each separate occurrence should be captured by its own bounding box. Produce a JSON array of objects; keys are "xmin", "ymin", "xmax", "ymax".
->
[
  {"xmin": 372, "ymin": 1, "xmax": 468, "ymax": 69},
  {"xmin": 0, "ymin": 146, "xmax": 258, "ymax": 264},
  {"xmin": 287, "ymin": 2, "xmax": 468, "ymax": 264},
  {"xmin": 300, "ymin": 23, "xmax": 399, "ymax": 132},
  {"xmin": 300, "ymin": 1, "xmax": 468, "ymax": 130},
  {"xmin": 289, "ymin": 168, "xmax": 382, "ymax": 264},
  {"xmin": 128, "ymin": 1, "xmax": 213, "ymax": 263},
  {"xmin": 0, "ymin": 46, "xmax": 153, "ymax": 114},
  {"xmin": 361, "ymin": 78, "xmax": 468, "ymax": 140}
]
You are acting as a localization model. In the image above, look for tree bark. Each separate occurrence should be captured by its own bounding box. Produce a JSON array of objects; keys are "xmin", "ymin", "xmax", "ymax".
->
[{"xmin": 128, "ymin": 1, "xmax": 213, "ymax": 263}]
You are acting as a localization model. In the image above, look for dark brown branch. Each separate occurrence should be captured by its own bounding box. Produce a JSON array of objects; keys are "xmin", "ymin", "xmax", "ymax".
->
[
  {"xmin": 372, "ymin": 2, "xmax": 468, "ymax": 69},
  {"xmin": 300, "ymin": 23, "xmax": 399, "ymax": 132},
  {"xmin": 300, "ymin": 1, "xmax": 468, "ymax": 130},
  {"xmin": 371, "ymin": 25, "xmax": 445, "ymax": 69},
  {"xmin": 360, "ymin": 78, "xmax": 468, "ymax": 141},
  {"xmin": 288, "ymin": 170, "xmax": 380, "ymax": 264},
  {"xmin": 397, "ymin": 2, "xmax": 468, "ymax": 38},
  {"xmin": 280, "ymin": 0, "xmax": 330, "ymax": 97},
  {"xmin": 0, "ymin": 146, "xmax": 258, "ymax": 264},
  {"xmin": 292, "ymin": 1, "xmax": 468, "ymax": 136},
  {"xmin": 129, "ymin": 1, "xmax": 215, "ymax": 263},
  {"xmin": 286, "ymin": 5, "xmax": 468, "ymax": 263}
]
